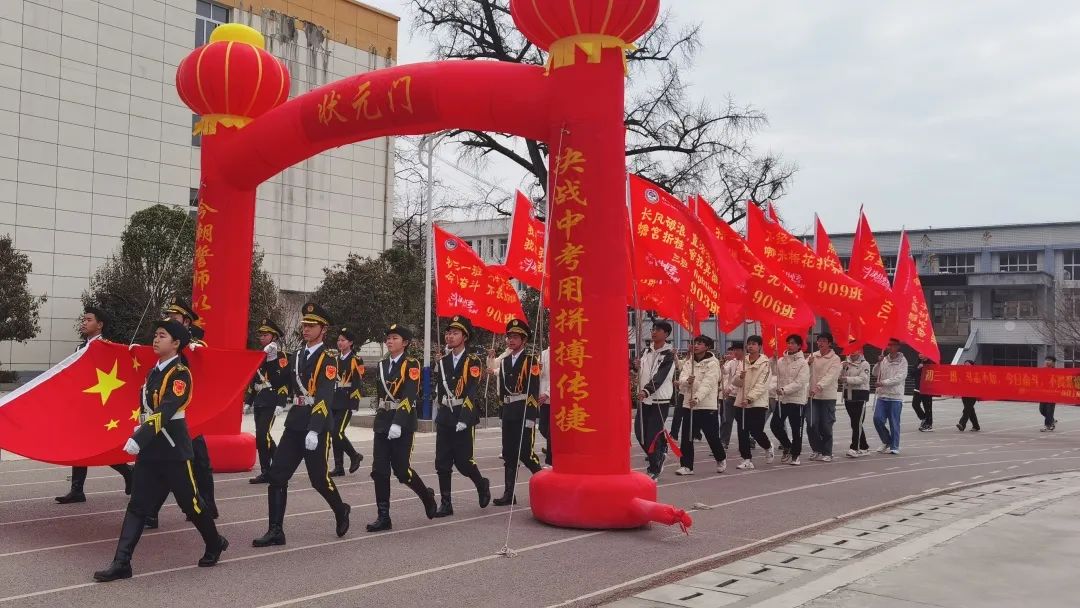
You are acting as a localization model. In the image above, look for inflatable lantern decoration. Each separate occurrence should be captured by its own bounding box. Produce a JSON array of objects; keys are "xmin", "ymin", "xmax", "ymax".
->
[
  {"xmin": 174, "ymin": 0, "xmax": 691, "ymax": 531},
  {"xmin": 176, "ymin": 24, "xmax": 291, "ymax": 135}
]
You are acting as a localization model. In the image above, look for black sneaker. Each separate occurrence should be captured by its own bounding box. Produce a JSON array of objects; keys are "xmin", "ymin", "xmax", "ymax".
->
[{"xmin": 956, "ymin": 423, "xmax": 965, "ymax": 432}]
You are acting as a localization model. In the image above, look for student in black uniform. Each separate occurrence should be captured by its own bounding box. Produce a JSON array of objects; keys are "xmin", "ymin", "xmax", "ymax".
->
[
  {"xmin": 492, "ymin": 319, "xmax": 542, "ymax": 506},
  {"xmin": 432, "ymin": 316, "xmax": 491, "ymax": 517},
  {"xmin": 329, "ymin": 327, "xmax": 365, "ymax": 477},
  {"xmin": 248, "ymin": 319, "xmax": 289, "ymax": 484},
  {"xmin": 56, "ymin": 307, "xmax": 134, "ymax": 504},
  {"xmin": 366, "ymin": 324, "xmax": 439, "ymax": 532},
  {"xmin": 252, "ymin": 303, "xmax": 351, "ymax": 547},
  {"xmin": 92, "ymin": 320, "xmax": 227, "ymax": 582}
]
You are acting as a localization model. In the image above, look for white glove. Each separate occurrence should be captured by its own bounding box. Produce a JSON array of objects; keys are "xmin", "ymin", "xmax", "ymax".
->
[
  {"xmin": 455, "ymin": 422, "xmax": 467, "ymax": 432},
  {"xmin": 274, "ymin": 405, "xmax": 285, "ymax": 416},
  {"xmin": 388, "ymin": 424, "xmax": 402, "ymax": 440},
  {"xmin": 123, "ymin": 438, "xmax": 140, "ymax": 456},
  {"xmin": 263, "ymin": 343, "xmax": 278, "ymax": 361},
  {"xmin": 188, "ymin": 341, "xmax": 201, "ymax": 350},
  {"xmin": 525, "ymin": 420, "xmax": 536, "ymax": 429},
  {"xmin": 304, "ymin": 430, "xmax": 318, "ymax": 451}
]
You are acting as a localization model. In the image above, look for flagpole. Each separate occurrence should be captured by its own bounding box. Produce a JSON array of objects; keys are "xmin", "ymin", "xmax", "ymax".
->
[{"xmin": 420, "ymin": 132, "xmax": 444, "ymax": 421}]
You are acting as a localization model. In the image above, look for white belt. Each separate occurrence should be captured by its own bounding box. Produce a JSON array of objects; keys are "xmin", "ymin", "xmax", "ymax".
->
[
  {"xmin": 292, "ymin": 396, "xmax": 315, "ymax": 406},
  {"xmin": 441, "ymin": 397, "xmax": 464, "ymax": 408},
  {"xmin": 254, "ymin": 382, "xmax": 272, "ymax": 391},
  {"xmin": 503, "ymin": 394, "xmax": 526, "ymax": 404},
  {"xmin": 140, "ymin": 411, "xmax": 184, "ymax": 423},
  {"xmin": 338, "ymin": 382, "xmax": 353, "ymax": 388},
  {"xmin": 379, "ymin": 399, "xmax": 401, "ymax": 410}
]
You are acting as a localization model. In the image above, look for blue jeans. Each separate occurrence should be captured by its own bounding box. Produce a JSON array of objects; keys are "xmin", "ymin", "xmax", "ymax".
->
[{"xmin": 873, "ymin": 397, "xmax": 903, "ymax": 451}]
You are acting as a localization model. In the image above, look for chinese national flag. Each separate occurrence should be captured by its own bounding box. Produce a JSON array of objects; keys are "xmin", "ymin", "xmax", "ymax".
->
[
  {"xmin": 847, "ymin": 209, "xmax": 897, "ymax": 350},
  {"xmin": 434, "ymin": 224, "xmax": 526, "ymax": 333},
  {"xmin": 502, "ymin": 191, "xmax": 546, "ymax": 290},
  {"xmin": 893, "ymin": 231, "xmax": 940, "ymax": 362},
  {"xmin": 0, "ymin": 340, "xmax": 261, "ymax": 466},
  {"xmin": 746, "ymin": 202, "xmax": 884, "ymax": 318},
  {"xmin": 628, "ymin": 175, "xmax": 747, "ymax": 329},
  {"xmin": 693, "ymin": 196, "xmax": 814, "ymax": 329},
  {"xmin": 813, "ymin": 216, "xmax": 856, "ymax": 347}
]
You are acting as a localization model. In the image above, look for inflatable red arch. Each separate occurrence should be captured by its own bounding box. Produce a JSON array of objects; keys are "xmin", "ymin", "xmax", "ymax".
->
[{"xmin": 178, "ymin": 0, "xmax": 690, "ymax": 530}]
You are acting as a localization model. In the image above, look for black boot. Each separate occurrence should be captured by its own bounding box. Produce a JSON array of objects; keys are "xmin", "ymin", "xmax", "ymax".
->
[
  {"xmin": 434, "ymin": 497, "xmax": 453, "ymax": 518},
  {"xmin": 56, "ymin": 467, "xmax": 87, "ymax": 504},
  {"xmin": 113, "ymin": 464, "xmax": 133, "ymax": 496},
  {"xmin": 477, "ymin": 477, "xmax": 491, "ymax": 509},
  {"xmin": 335, "ymin": 503, "xmax": 351, "ymax": 537},
  {"xmin": 252, "ymin": 486, "xmax": 287, "ymax": 547},
  {"xmin": 406, "ymin": 476, "xmax": 438, "ymax": 519},
  {"xmin": 329, "ymin": 466, "xmax": 346, "ymax": 478},
  {"xmin": 94, "ymin": 509, "xmax": 144, "ymax": 582},
  {"xmin": 249, "ymin": 473, "xmax": 270, "ymax": 484},
  {"xmin": 198, "ymin": 536, "xmax": 228, "ymax": 567},
  {"xmin": 348, "ymin": 450, "xmax": 363, "ymax": 474},
  {"xmin": 492, "ymin": 468, "xmax": 517, "ymax": 506},
  {"xmin": 144, "ymin": 516, "xmax": 159, "ymax": 529},
  {"xmin": 366, "ymin": 502, "xmax": 392, "ymax": 532}
]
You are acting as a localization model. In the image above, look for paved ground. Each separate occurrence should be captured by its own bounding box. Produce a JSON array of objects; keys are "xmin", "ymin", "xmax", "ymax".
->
[{"xmin": 1, "ymin": 398, "xmax": 1077, "ymax": 607}]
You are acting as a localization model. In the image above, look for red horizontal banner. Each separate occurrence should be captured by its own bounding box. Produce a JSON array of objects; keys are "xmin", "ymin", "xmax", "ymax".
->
[{"xmin": 921, "ymin": 364, "xmax": 1080, "ymax": 405}]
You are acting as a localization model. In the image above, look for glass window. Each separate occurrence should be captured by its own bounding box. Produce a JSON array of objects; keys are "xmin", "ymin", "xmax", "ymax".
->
[
  {"xmin": 189, "ymin": 188, "xmax": 199, "ymax": 207},
  {"xmin": 937, "ymin": 253, "xmax": 976, "ymax": 274},
  {"xmin": 999, "ymin": 251, "xmax": 1039, "ymax": 272},
  {"xmin": 1064, "ymin": 345, "xmax": 1079, "ymax": 369},
  {"xmin": 195, "ymin": 0, "xmax": 229, "ymax": 47},
  {"xmin": 989, "ymin": 345, "xmax": 1038, "ymax": 367},
  {"xmin": 1064, "ymin": 250, "xmax": 1080, "ymax": 281},
  {"xmin": 881, "ymin": 256, "xmax": 897, "ymax": 277},
  {"xmin": 191, "ymin": 114, "xmax": 201, "ymax": 147},
  {"xmin": 838, "ymin": 257, "xmax": 850, "ymax": 272},
  {"xmin": 1062, "ymin": 288, "xmax": 1080, "ymax": 319},
  {"xmin": 496, "ymin": 238, "xmax": 507, "ymax": 261},
  {"xmin": 991, "ymin": 288, "xmax": 1038, "ymax": 319},
  {"xmin": 931, "ymin": 289, "xmax": 973, "ymax": 322}
]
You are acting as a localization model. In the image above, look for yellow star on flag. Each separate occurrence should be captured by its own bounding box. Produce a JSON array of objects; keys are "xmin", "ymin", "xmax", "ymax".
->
[
  {"xmin": 131, "ymin": 357, "xmax": 141, "ymax": 371},
  {"xmin": 83, "ymin": 360, "xmax": 126, "ymax": 406},
  {"xmin": 130, "ymin": 408, "xmax": 141, "ymax": 423},
  {"xmin": 104, "ymin": 419, "xmax": 119, "ymax": 431}
]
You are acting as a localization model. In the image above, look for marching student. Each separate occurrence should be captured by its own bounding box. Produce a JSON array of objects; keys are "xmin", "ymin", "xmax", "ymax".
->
[
  {"xmin": 636, "ymin": 321, "xmax": 677, "ymax": 480},
  {"xmin": 492, "ymin": 319, "xmax": 543, "ymax": 505},
  {"xmin": 807, "ymin": 333, "xmax": 842, "ymax": 462},
  {"xmin": 248, "ymin": 319, "xmax": 289, "ymax": 484},
  {"xmin": 956, "ymin": 360, "xmax": 981, "ymax": 432},
  {"xmin": 329, "ymin": 327, "xmax": 365, "ymax": 477},
  {"xmin": 673, "ymin": 335, "xmax": 726, "ymax": 475},
  {"xmin": 718, "ymin": 342, "xmax": 744, "ymax": 449},
  {"xmin": 92, "ymin": 320, "xmax": 227, "ymax": 582},
  {"xmin": 910, "ymin": 354, "xmax": 934, "ymax": 431},
  {"xmin": 732, "ymin": 335, "xmax": 774, "ymax": 470},
  {"xmin": 873, "ymin": 338, "xmax": 909, "ymax": 454},
  {"xmin": 1038, "ymin": 356, "xmax": 1059, "ymax": 432},
  {"xmin": 841, "ymin": 347, "xmax": 872, "ymax": 457},
  {"xmin": 771, "ymin": 334, "xmax": 810, "ymax": 465},
  {"xmin": 431, "ymin": 316, "xmax": 491, "ymax": 516}
]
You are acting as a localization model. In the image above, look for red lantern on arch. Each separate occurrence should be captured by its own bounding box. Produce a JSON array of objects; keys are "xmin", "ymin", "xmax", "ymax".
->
[
  {"xmin": 511, "ymin": 0, "xmax": 660, "ymax": 72},
  {"xmin": 176, "ymin": 23, "xmax": 291, "ymax": 135}
]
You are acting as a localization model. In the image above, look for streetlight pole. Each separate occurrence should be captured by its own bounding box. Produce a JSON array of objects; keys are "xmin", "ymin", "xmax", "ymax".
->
[{"xmin": 419, "ymin": 133, "xmax": 442, "ymax": 421}]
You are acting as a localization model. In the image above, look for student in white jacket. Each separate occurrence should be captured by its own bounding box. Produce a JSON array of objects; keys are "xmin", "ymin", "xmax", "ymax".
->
[
  {"xmin": 872, "ymin": 338, "xmax": 909, "ymax": 454},
  {"xmin": 732, "ymin": 335, "xmax": 774, "ymax": 470},
  {"xmin": 807, "ymin": 333, "xmax": 843, "ymax": 462},
  {"xmin": 771, "ymin": 334, "xmax": 810, "ymax": 465},
  {"xmin": 841, "ymin": 347, "xmax": 872, "ymax": 457},
  {"xmin": 636, "ymin": 321, "xmax": 677, "ymax": 480},
  {"xmin": 673, "ymin": 335, "xmax": 727, "ymax": 475}
]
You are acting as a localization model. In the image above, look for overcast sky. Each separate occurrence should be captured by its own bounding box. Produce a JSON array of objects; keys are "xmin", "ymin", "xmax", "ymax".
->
[{"xmin": 363, "ymin": 1, "xmax": 1080, "ymax": 234}]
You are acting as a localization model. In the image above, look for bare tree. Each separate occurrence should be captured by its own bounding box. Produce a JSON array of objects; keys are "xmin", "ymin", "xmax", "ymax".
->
[
  {"xmin": 1038, "ymin": 286, "xmax": 1080, "ymax": 355},
  {"xmin": 408, "ymin": 0, "xmax": 795, "ymax": 219}
]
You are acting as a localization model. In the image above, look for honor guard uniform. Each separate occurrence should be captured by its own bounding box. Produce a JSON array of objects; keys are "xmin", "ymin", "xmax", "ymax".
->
[
  {"xmin": 366, "ymin": 324, "xmax": 438, "ymax": 532},
  {"xmin": 330, "ymin": 327, "xmax": 365, "ymax": 477},
  {"xmin": 253, "ymin": 303, "xmax": 351, "ymax": 547},
  {"xmin": 93, "ymin": 320, "xmax": 227, "ymax": 582},
  {"xmin": 248, "ymin": 319, "xmax": 290, "ymax": 484},
  {"xmin": 56, "ymin": 307, "xmax": 134, "ymax": 504},
  {"xmin": 432, "ymin": 316, "xmax": 491, "ymax": 517},
  {"xmin": 493, "ymin": 319, "xmax": 543, "ymax": 506}
]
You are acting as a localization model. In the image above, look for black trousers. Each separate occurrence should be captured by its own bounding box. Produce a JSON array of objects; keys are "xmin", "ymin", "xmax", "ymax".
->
[
  {"xmin": 678, "ymin": 409, "xmax": 725, "ymax": 469},
  {"xmin": 912, "ymin": 392, "xmax": 933, "ymax": 427},
  {"xmin": 719, "ymin": 396, "xmax": 737, "ymax": 446},
  {"xmin": 268, "ymin": 428, "xmax": 345, "ymax": 510},
  {"xmin": 434, "ymin": 425, "xmax": 485, "ymax": 498},
  {"xmin": 736, "ymin": 407, "xmax": 772, "ymax": 460},
  {"xmin": 959, "ymin": 398, "xmax": 980, "ymax": 430},
  {"xmin": 501, "ymin": 418, "xmax": 542, "ymax": 494},
  {"xmin": 148, "ymin": 435, "xmax": 217, "ymax": 519},
  {"xmin": 844, "ymin": 400, "xmax": 870, "ymax": 451},
  {"xmin": 770, "ymin": 403, "xmax": 804, "ymax": 458},
  {"xmin": 670, "ymin": 404, "xmax": 685, "ymax": 441},
  {"xmin": 253, "ymin": 407, "xmax": 278, "ymax": 475},
  {"xmin": 634, "ymin": 401, "xmax": 670, "ymax": 470},
  {"xmin": 115, "ymin": 458, "xmax": 219, "ymax": 562},
  {"xmin": 331, "ymin": 409, "xmax": 360, "ymax": 469},
  {"xmin": 539, "ymin": 403, "xmax": 552, "ymax": 465},
  {"xmin": 371, "ymin": 429, "xmax": 426, "ymax": 503},
  {"xmin": 70, "ymin": 463, "xmax": 132, "ymax": 487}
]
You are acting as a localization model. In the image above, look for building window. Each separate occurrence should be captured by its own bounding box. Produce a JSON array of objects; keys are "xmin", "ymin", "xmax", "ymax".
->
[
  {"xmin": 1064, "ymin": 250, "xmax": 1080, "ymax": 281},
  {"xmin": 931, "ymin": 290, "xmax": 973, "ymax": 335},
  {"xmin": 991, "ymin": 288, "xmax": 1038, "ymax": 319},
  {"xmin": 189, "ymin": 188, "xmax": 199, "ymax": 207},
  {"xmin": 937, "ymin": 253, "xmax": 976, "ymax": 274},
  {"xmin": 495, "ymin": 238, "xmax": 507, "ymax": 261},
  {"xmin": 196, "ymin": 0, "xmax": 229, "ymax": 47},
  {"xmin": 999, "ymin": 251, "xmax": 1038, "ymax": 272},
  {"xmin": 838, "ymin": 257, "xmax": 850, "ymax": 272},
  {"xmin": 1064, "ymin": 346, "xmax": 1080, "ymax": 369},
  {"xmin": 192, "ymin": 114, "xmax": 201, "ymax": 147},
  {"xmin": 989, "ymin": 344, "xmax": 1038, "ymax": 367},
  {"xmin": 882, "ymin": 256, "xmax": 897, "ymax": 277},
  {"xmin": 1062, "ymin": 288, "xmax": 1080, "ymax": 319}
]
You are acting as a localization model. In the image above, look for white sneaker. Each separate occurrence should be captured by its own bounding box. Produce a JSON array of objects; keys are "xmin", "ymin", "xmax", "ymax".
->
[
  {"xmin": 674, "ymin": 467, "xmax": 694, "ymax": 476},
  {"xmin": 889, "ymin": 448, "xmax": 901, "ymax": 454},
  {"xmin": 736, "ymin": 460, "xmax": 755, "ymax": 470},
  {"xmin": 780, "ymin": 451, "xmax": 792, "ymax": 464},
  {"xmin": 821, "ymin": 455, "xmax": 833, "ymax": 462},
  {"xmin": 809, "ymin": 452, "xmax": 820, "ymax": 461},
  {"xmin": 858, "ymin": 449, "xmax": 871, "ymax": 456},
  {"xmin": 790, "ymin": 457, "xmax": 801, "ymax": 466},
  {"xmin": 716, "ymin": 460, "xmax": 727, "ymax": 473},
  {"xmin": 876, "ymin": 445, "xmax": 891, "ymax": 453},
  {"xmin": 766, "ymin": 448, "xmax": 776, "ymax": 464},
  {"xmin": 846, "ymin": 449, "xmax": 859, "ymax": 458},
  {"xmin": 1041, "ymin": 426, "xmax": 1051, "ymax": 432}
]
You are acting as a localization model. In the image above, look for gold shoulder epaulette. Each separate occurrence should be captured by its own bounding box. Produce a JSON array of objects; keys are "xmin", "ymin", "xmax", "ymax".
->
[{"xmin": 325, "ymin": 348, "xmax": 339, "ymax": 356}]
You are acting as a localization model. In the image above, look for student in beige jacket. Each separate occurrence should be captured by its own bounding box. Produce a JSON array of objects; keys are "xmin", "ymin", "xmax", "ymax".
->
[
  {"xmin": 771, "ymin": 334, "xmax": 810, "ymax": 465},
  {"xmin": 732, "ymin": 335, "xmax": 774, "ymax": 470},
  {"xmin": 673, "ymin": 335, "xmax": 727, "ymax": 475},
  {"xmin": 807, "ymin": 333, "xmax": 843, "ymax": 462}
]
